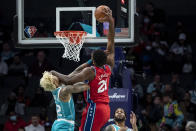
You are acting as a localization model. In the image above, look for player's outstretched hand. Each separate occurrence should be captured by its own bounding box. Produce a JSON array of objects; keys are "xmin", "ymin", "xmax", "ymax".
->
[
  {"xmin": 130, "ymin": 112, "xmax": 137, "ymax": 127},
  {"xmin": 97, "ymin": 7, "xmax": 113, "ymax": 23}
]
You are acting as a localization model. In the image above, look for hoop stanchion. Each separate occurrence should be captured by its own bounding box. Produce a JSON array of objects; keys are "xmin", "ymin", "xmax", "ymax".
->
[{"xmin": 54, "ymin": 31, "xmax": 87, "ymax": 62}]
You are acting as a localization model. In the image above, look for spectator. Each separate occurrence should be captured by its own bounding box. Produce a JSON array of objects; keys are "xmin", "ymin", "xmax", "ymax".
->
[
  {"xmin": 149, "ymin": 95, "xmax": 163, "ymax": 126},
  {"xmin": 170, "ymin": 33, "xmax": 192, "ymax": 73},
  {"xmin": 18, "ymin": 127, "xmax": 25, "ymax": 131},
  {"xmin": 162, "ymin": 84, "xmax": 172, "ymax": 93},
  {"xmin": 170, "ymin": 33, "xmax": 192, "ymax": 56},
  {"xmin": 44, "ymin": 121, "xmax": 52, "ymax": 131},
  {"xmin": 171, "ymin": 73, "xmax": 181, "ymax": 89},
  {"xmin": 164, "ymin": 52, "xmax": 174, "ymax": 73},
  {"xmin": 34, "ymin": 22, "xmax": 48, "ymax": 37},
  {"xmin": 189, "ymin": 87, "xmax": 196, "ymax": 105},
  {"xmin": 141, "ymin": 15, "xmax": 153, "ymax": 36},
  {"xmin": 160, "ymin": 93, "xmax": 184, "ymax": 130},
  {"xmin": 176, "ymin": 21, "xmax": 185, "ymax": 35},
  {"xmin": 182, "ymin": 54, "xmax": 193, "ymax": 74},
  {"xmin": 0, "ymin": 55, "xmax": 8, "ymax": 87},
  {"xmin": 170, "ymin": 73, "xmax": 185, "ymax": 101},
  {"xmin": 185, "ymin": 121, "xmax": 196, "ymax": 131},
  {"xmin": 160, "ymin": 124, "xmax": 172, "ymax": 131},
  {"xmin": 14, "ymin": 87, "xmax": 26, "ymax": 116},
  {"xmin": 39, "ymin": 107, "xmax": 48, "ymax": 125},
  {"xmin": 152, "ymin": 32, "xmax": 168, "ymax": 73},
  {"xmin": 0, "ymin": 92, "xmax": 17, "ymax": 115},
  {"xmin": 132, "ymin": 79, "xmax": 144, "ymax": 99},
  {"xmin": 141, "ymin": 43, "xmax": 154, "ymax": 75},
  {"xmin": 13, "ymin": 85, "xmax": 25, "ymax": 99},
  {"xmin": 104, "ymin": 108, "xmax": 138, "ymax": 131},
  {"xmin": 8, "ymin": 55, "xmax": 27, "ymax": 76},
  {"xmin": 3, "ymin": 111, "xmax": 26, "ymax": 131},
  {"xmin": 180, "ymin": 92, "xmax": 196, "ymax": 121},
  {"xmin": 147, "ymin": 74, "xmax": 164, "ymax": 94},
  {"xmin": 28, "ymin": 50, "xmax": 53, "ymax": 78},
  {"xmin": 0, "ymin": 55, "xmax": 8, "ymax": 75},
  {"xmin": 0, "ymin": 27, "xmax": 5, "ymax": 44},
  {"xmin": 152, "ymin": 32, "xmax": 168, "ymax": 56},
  {"xmin": 15, "ymin": 99, "xmax": 25, "ymax": 116},
  {"xmin": 143, "ymin": 3, "xmax": 155, "ymax": 19},
  {"xmin": 143, "ymin": 93, "xmax": 153, "ymax": 108},
  {"xmin": 142, "ymin": 2, "xmax": 166, "ymax": 24},
  {"xmin": 25, "ymin": 114, "xmax": 45, "ymax": 131},
  {"xmin": 132, "ymin": 39, "xmax": 146, "ymax": 56},
  {"xmin": 188, "ymin": 85, "xmax": 196, "ymax": 120},
  {"xmin": 136, "ymin": 93, "xmax": 152, "ymax": 127},
  {"xmin": 13, "ymin": 85, "xmax": 30, "ymax": 106},
  {"xmin": 1, "ymin": 42, "xmax": 14, "ymax": 62},
  {"xmin": 30, "ymin": 87, "xmax": 49, "ymax": 107}
]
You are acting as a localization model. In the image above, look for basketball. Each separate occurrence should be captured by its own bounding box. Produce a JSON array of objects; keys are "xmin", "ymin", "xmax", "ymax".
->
[{"xmin": 95, "ymin": 5, "xmax": 110, "ymax": 22}]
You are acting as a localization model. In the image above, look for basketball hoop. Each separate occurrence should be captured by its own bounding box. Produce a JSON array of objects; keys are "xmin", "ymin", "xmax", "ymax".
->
[{"xmin": 54, "ymin": 31, "xmax": 87, "ymax": 62}]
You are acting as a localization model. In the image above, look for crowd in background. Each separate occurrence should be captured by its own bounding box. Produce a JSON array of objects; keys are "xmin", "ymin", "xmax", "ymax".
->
[
  {"xmin": 0, "ymin": 2, "xmax": 196, "ymax": 131},
  {"xmin": 126, "ymin": 2, "xmax": 196, "ymax": 131}
]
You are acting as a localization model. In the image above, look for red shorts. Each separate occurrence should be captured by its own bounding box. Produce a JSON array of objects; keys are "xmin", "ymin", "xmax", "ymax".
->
[{"xmin": 79, "ymin": 102, "xmax": 110, "ymax": 131}]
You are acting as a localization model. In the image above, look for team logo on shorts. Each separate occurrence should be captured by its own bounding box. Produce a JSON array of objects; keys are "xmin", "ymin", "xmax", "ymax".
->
[{"xmin": 24, "ymin": 26, "xmax": 37, "ymax": 38}]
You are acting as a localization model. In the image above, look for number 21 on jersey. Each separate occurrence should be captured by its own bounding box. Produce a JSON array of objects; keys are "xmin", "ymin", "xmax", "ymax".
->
[{"xmin": 98, "ymin": 80, "xmax": 107, "ymax": 93}]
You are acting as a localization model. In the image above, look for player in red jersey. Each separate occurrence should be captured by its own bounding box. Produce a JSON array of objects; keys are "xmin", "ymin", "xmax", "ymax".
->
[{"xmin": 51, "ymin": 7, "xmax": 115, "ymax": 131}]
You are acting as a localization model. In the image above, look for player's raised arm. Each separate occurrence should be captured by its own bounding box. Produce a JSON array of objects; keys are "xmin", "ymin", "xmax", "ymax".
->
[
  {"xmin": 130, "ymin": 112, "xmax": 138, "ymax": 131},
  {"xmin": 99, "ymin": 8, "xmax": 115, "ymax": 69},
  {"xmin": 61, "ymin": 82, "xmax": 90, "ymax": 94},
  {"xmin": 106, "ymin": 16, "xmax": 115, "ymax": 69},
  {"xmin": 51, "ymin": 67, "xmax": 95, "ymax": 85},
  {"xmin": 67, "ymin": 59, "xmax": 93, "ymax": 77}
]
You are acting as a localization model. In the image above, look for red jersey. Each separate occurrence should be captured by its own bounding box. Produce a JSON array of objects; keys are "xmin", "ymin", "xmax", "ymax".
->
[{"xmin": 84, "ymin": 65, "xmax": 111, "ymax": 104}]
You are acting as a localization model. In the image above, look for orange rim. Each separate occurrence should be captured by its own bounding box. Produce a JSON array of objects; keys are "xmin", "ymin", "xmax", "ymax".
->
[
  {"xmin": 54, "ymin": 31, "xmax": 87, "ymax": 37},
  {"xmin": 54, "ymin": 31, "xmax": 87, "ymax": 45}
]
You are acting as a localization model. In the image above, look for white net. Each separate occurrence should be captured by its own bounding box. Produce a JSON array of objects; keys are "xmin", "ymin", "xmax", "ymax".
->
[{"xmin": 55, "ymin": 31, "xmax": 86, "ymax": 62}]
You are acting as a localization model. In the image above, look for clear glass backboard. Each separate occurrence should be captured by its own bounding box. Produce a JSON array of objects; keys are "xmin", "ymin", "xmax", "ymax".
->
[{"xmin": 16, "ymin": 0, "xmax": 136, "ymax": 47}]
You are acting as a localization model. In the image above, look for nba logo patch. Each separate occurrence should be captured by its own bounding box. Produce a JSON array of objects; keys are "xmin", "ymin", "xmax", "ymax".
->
[{"xmin": 24, "ymin": 26, "xmax": 37, "ymax": 38}]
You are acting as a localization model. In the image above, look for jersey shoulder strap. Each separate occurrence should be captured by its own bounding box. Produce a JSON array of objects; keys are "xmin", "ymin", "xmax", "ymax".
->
[{"xmin": 111, "ymin": 124, "xmax": 119, "ymax": 131}]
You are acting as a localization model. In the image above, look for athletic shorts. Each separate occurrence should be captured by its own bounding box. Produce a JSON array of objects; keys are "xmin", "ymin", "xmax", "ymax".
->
[
  {"xmin": 79, "ymin": 102, "xmax": 110, "ymax": 131},
  {"xmin": 52, "ymin": 119, "xmax": 75, "ymax": 131}
]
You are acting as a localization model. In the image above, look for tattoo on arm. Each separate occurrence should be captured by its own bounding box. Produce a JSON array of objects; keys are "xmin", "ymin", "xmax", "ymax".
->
[
  {"xmin": 59, "ymin": 83, "xmax": 89, "ymax": 101},
  {"xmin": 61, "ymin": 82, "xmax": 89, "ymax": 94},
  {"xmin": 66, "ymin": 82, "xmax": 90, "ymax": 93},
  {"xmin": 59, "ymin": 87, "xmax": 71, "ymax": 102}
]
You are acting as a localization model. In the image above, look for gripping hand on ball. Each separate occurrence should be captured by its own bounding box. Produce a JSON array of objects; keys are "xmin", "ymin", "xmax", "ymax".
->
[{"xmin": 97, "ymin": 7, "xmax": 113, "ymax": 23}]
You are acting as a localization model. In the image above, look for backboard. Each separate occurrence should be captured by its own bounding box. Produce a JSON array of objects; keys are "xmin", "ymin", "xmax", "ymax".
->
[{"xmin": 16, "ymin": 0, "xmax": 136, "ymax": 48}]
